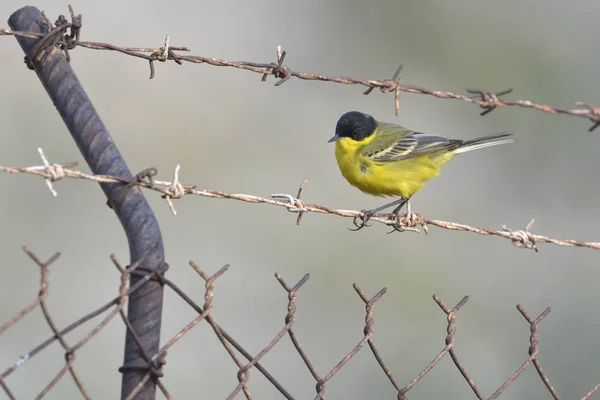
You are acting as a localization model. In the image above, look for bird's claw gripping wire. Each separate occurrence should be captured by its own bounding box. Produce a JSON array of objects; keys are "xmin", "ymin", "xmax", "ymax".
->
[
  {"xmin": 386, "ymin": 211, "xmax": 428, "ymax": 234},
  {"xmin": 350, "ymin": 210, "xmax": 376, "ymax": 231},
  {"xmin": 350, "ymin": 197, "xmax": 410, "ymax": 232},
  {"xmin": 387, "ymin": 210, "xmax": 408, "ymax": 233}
]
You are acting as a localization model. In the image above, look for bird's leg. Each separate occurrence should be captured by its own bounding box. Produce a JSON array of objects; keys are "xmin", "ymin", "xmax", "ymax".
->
[
  {"xmin": 387, "ymin": 199, "xmax": 428, "ymax": 233},
  {"xmin": 387, "ymin": 198, "xmax": 413, "ymax": 233},
  {"xmin": 351, "ymin": 197, "xmax": 407, "ymax": 231},
  {"xmin": 391, "ymin": 198, "xmax": 409, "ymax": 230}
]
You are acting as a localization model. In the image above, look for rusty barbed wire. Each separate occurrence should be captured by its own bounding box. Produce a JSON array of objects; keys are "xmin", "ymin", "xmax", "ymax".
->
[
  {"xmin": 1, "ymin": 154, "xmax": 599, "ymax": 252},
  {"xmin": 2, "ymin": 6, "xmax": 600, "ymax": 129},
  {"xmin": 2, "ymin": 248, "xmax": 600, "ymax": 399}
]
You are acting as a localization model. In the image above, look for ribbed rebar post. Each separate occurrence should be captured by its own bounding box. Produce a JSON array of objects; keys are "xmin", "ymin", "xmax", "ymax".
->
[{"xmin": 9, "ymin": 6, "xmax": 166, "ymax": 399}]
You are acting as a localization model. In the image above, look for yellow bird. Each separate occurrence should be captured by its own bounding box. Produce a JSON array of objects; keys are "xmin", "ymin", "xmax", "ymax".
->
[{"xmin": 328, "ymin": 111, "xmax": 513, "ymax": 231}]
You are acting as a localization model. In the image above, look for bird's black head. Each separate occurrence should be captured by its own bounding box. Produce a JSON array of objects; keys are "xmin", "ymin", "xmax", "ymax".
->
[{"xmin": 329, "ymin": 111, "xmax": 377, "ymax": 143}]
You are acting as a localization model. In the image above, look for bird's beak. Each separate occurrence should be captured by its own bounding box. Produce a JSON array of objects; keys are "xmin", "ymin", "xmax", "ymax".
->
[{"xmin": 327, "ymin": 134, "xmax": 341, "ymax": 143}]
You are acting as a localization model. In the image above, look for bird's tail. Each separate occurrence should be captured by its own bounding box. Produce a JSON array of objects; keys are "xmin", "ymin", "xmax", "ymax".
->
[{"xmin": 454, "ymin": 132, "xmax": 513, "ymax": 154}]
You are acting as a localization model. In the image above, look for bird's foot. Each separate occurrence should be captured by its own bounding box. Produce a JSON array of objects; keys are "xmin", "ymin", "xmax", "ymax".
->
[
  {"xmin": 386, "ymin": 210, "xmax": 429, "ymax": 234},
  {"xmin": 350, "ymin": 209, "xmax": 377, "ymax": 231}
]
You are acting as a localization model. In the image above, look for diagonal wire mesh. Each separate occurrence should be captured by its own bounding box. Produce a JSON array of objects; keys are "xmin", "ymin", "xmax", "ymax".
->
[{"xmin": 1, "ymin": 247, "xmax": 599, "ymax": 399}]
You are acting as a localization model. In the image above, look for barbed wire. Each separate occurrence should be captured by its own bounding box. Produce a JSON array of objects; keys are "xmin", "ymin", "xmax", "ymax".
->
[
  {"xmin": 2, "ymin": 5, "xmax": 600, "ymax": 130},
  {"xmin": 2, "ymin": 247, "xmax": 599, "ymax": 399},
  {"xmin": 1, "ymin": 149, "xmax": 599, "ymax": 252}
]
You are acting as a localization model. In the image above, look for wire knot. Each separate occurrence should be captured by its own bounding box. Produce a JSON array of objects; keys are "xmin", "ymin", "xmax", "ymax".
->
[
  {"xmin": 24, "ymin": 6, "xmax": 82, "ymax": 69},
  {"xmin": 467, "ymin": 88, "xmax": 512, "ymax": 116},
  {"xmin": 162, "ymin": 165, "xmax": 185, "ymax": 215},
  {"xmin": 362, "ymin": 64, "xmax": 404, "ymax": 115},
  {"xmin": 379, "ymin": 79, "xmax": 400, "ymax": 94},
  {"xmin": 271, "ymin": 193, "xmax": 307, "ymax": 213},
  {"xmin": 45, "ymin": 163, "xmax": 65, "ymax": 181},
  {"xmin": 503, "ymin": 219, "xmax": 539, "ymax": 252},
  {"xmin": 270, "ymin": 180, "xmax": 309, "ymax": 225},
  {"xmin": 262, "ymin": 46, "xmax": 292, "ymax": 86},
  {"xmin": 147, "ymin": 33, "xmax": 185, "ymax": 79},
  {"xmin": 166, "ymin": 181, "xmax": 184, "ymax": 199},
  {"xmin": 273, "ymin": 64, "xmax": 291, "ymax": 81}
]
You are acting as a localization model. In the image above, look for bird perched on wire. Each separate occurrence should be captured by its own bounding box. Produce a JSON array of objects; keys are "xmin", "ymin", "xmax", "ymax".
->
[{"xmin": 328, "ymin": 111, "xmax": 513, "ymax": 231}]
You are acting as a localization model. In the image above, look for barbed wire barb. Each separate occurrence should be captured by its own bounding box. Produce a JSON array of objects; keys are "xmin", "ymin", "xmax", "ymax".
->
[
  {"xmin": 32, "ymin": 147, "xmax": 71, "ymax": 196},
  {"xmin": 163, "ymin": 164, "xmax": 184, "ymax": 215}
]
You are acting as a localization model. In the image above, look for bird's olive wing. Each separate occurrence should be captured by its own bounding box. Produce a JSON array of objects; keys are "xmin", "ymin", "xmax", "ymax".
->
[
  {"xmin": 364, "ymin": 126, "xmax": 460, "ymax": 162},
  {"xmin": 360, "ymin": 124, "xmax": 418, "ymax": 161}
]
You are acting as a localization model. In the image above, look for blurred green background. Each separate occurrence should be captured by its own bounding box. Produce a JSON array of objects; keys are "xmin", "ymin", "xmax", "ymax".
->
[{"xmin": 1, "ymin": 0, "xmax": 599, "ymax": 399}]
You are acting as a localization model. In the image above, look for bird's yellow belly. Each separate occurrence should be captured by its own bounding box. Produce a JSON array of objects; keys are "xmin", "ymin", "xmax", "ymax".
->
[{"xmin": 335, "ymin": 145, "xmax": 453, "ymax": 198}]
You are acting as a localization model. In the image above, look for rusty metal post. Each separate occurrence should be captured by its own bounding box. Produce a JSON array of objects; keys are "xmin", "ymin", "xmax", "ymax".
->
[{"xmin": 9, "ymin": 6, "xmax": 166, "ymax": 399}]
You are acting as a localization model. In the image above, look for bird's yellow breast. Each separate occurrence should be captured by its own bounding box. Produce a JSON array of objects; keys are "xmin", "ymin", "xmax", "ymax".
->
[{"xmin": 334, "ymin": 137, "xmax": 456, "ymax": 198}]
